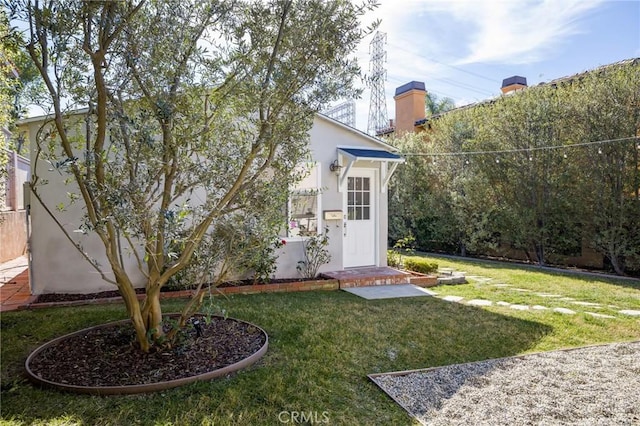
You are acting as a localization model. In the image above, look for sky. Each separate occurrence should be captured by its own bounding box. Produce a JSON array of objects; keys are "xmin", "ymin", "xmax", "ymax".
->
[{"xmin": 343, "ymin": 0, "xmax": 640, "ymax": 133}]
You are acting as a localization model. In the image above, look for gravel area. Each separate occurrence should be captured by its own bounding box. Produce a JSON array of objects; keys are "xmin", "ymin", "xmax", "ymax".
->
[{"xmin": 370, "ymin": 341, "xmax": 640, "ymax": 425}]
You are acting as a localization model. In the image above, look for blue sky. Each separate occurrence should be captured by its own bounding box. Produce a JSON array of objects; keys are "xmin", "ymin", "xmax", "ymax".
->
[{"xmin": 348, "ymin": 0, "xmax": 640, "ymax": 132}]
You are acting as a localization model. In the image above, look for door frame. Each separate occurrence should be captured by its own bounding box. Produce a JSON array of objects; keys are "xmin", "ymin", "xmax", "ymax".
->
[{"xmin": 342, "ymin": 167, "xmax": 378, "ymax": 268}]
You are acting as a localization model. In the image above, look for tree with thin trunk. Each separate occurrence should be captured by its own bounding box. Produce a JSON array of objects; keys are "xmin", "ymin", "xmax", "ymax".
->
[{"xmin": 11, "ymin": 0, "xmax": 378, "ymax": 352}]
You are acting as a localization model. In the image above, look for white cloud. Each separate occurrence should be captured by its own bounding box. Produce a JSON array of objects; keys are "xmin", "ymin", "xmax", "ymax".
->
[
  {"xmin": 360, "ymin": 0, "xmax": 606, "ymax": 65},
  {"xmin": 351, "ymin": 0, "xmax": 608, "ymax": 131}
]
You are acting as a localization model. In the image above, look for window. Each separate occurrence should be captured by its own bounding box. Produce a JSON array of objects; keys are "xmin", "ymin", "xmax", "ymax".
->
[
  {"xmin": 287, "ymin": 163, "xmax": 320, "ymax": 237},
  {"xmin": 347, "ymin": 176, "xmax": 370, "ymax": 220}
]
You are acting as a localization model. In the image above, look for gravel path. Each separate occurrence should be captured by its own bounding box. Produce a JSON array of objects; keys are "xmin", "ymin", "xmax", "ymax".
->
[{"xmin": 370, "ymin": 341, "xmax": 640, "ymax": 425}]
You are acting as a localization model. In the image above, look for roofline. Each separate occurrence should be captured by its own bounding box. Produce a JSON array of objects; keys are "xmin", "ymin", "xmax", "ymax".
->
[
  {"xmin": 17, "ymin": 107, "xmax": 89, "ymax": 126},
  {"xmin": 18, "ymin": 109, "xmax": 399, "ymax": 152},
  {"xmin": 315, "ymin": 113, "xmax": 399, "ymax": 152}
]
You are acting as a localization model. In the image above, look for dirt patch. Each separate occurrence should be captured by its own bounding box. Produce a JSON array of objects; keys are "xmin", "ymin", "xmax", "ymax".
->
[{"xmin": 27, "ymin": 315, "xmax": 266, "ymax": 387}]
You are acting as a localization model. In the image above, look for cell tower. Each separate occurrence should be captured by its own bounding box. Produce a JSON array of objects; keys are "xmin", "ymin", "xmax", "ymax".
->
[
  {"xmin": 367, "ymin": 31, "xmax": 389, "ymax": 136},
  {"xmin": 324, "ymin": 100, "xmax": 356, "ymax": 127}
]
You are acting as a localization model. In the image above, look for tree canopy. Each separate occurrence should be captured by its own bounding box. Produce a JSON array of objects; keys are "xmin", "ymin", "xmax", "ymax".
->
[
  {"xmin": 12, "ymin": 0, "xmax": 378, "ymax": 351},
  {"xmin": 390, "ymin": 59, "xmax": 640, "ymax": 275}
]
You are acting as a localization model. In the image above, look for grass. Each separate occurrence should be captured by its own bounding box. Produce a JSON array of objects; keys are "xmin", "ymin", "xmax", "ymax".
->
[{"xmin": 1, "ymin": 257, "xmax": 639, "ymax": 425}]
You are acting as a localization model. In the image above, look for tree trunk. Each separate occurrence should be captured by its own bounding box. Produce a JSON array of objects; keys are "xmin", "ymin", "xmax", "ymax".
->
[
  {"xmin": 608, "ymin": 243, "xmax": 625, "ymax": 275},
  {"xmin": 143, "ymin": 284, "xmax": 164, "ymax": 341}
]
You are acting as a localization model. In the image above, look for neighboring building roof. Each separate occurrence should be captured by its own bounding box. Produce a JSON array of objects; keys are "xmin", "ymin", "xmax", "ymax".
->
[
  {"xmin": 501, "ymin": 76, "xmax": 527, "ymax": 88},
  {"xmin": 395, "ymin": 81, "xmax": 426, "ymax": 97}
]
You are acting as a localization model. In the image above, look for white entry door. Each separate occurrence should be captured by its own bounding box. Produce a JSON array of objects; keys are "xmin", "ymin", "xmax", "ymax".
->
[{"xmin": 343, "ymin": 169, "xmax": 376, "ymax": 268}]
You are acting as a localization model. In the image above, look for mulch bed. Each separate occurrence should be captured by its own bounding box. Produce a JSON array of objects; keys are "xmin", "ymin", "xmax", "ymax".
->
[
  {"xmin": 27, "ymin": 315, "xmax": 266, "ymax": 387},
  {"xmin": 35, "ymin": 277, "xmax": 328, "ymax": 304}
]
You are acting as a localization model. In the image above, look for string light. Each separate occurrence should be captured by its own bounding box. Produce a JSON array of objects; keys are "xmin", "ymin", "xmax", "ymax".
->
[{"xmin": 404, "ymin": 136, "xmax": 638, "ymax": 158}]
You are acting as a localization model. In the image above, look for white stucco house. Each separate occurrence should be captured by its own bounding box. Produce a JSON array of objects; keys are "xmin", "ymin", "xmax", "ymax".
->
[{"xmin": 19, "ymin": 112, "xmax": 404, "ymax": 294}]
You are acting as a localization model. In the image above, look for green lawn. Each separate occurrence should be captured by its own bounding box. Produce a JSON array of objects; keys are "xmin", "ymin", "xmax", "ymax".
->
[{"xmin": 1, "ymin": 257, "xmax": 639, "ymax": 425}]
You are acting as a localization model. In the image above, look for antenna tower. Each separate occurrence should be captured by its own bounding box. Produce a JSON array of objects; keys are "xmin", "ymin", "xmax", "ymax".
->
[
  {"xmin": 324, "ymin": 100, "xmax": 356, "ymax": 127},
  {"xmin": 367, "ymin": 31, "xmax": 389, "ymax": 135}
]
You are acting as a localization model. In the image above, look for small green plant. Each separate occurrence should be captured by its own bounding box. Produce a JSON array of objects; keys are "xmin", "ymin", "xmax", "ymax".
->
[
  {"xmin": 403, "ymin": 258, "xmax": 438, "ymax": 274},
  {"xmin": 387, "ymin": 234, "xmax": 416, "ymax": 268},
  {"xmin": 251, "ymin": 238, "xmax": 286, "ymax": 284},
  {"xmin": 297, "ymin": 228, "xmax": 331, "ymax": 279}
]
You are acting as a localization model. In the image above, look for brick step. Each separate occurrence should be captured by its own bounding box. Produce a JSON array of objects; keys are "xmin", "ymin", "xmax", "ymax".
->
[{"xmin": 321, "ymin": 267, "xmax": 411, "ymax": 289}]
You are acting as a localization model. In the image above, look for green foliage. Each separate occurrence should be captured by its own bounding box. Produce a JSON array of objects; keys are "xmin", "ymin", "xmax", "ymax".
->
[
  {"xmin": 12, "ymin": 0, "xmax": 379, "ymax": 351},
  {"xmin": 389, "ymin": 59, "xmax": 640, "ymax": 275},
  {"xmin": 387, "ymin": 234, "xmax": 415, "ymax": 268},
  {"xmin": 403, "ymin": 257, "xmax": 438, "ymax": 274},
  {"xmin": 296, "ymin": 228, "xmax": 331, "ymax": 279},
  {"xmin": 425, "ymin": 92, "xmax": 455, "ymax": 117},
  {"xmin": 246, "ymin": 238, "xmax": 286, "ymax": 284}
]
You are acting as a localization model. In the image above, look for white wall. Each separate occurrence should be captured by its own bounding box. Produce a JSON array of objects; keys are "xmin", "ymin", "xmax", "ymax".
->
[
  {"xmin": 25, "ymin": 119, "xmax": 145, "ymax": 294},
  {"xmin": 273, "ymin": 115, "xmax": 392, "ymax": 278},
  {"xmin": 24, "ymin": 113, "xmax": 394, "ymax": 293}
]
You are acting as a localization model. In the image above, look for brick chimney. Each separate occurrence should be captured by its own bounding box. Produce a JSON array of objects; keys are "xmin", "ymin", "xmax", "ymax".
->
[
  {"xmin": 501, "ymin": 76, "xmax": 527, "ymax": 94},
  {"xmin": 394, "ymin": 81, "xmax": 426, "ymax": 135}
]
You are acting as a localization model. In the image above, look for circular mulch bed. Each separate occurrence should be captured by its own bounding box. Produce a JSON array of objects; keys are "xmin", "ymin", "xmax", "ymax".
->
[{"xmin": 25, "ymin": 315, "xmax": 268, "ymax": 395}]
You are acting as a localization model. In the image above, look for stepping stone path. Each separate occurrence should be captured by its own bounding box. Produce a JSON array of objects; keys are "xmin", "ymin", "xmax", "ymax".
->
[
  {"xmin": 586, "ymin": 312, "xmax": 617, "ymax": 319},
  {"xmin": 510, "ymin": 304, "xmax": 530, "ymax": 310},
  {"xmin": 553, "ymin": 307, "xmax": 576, "ymax": 315},
  {"xmin": 467, "ymin": 299, "xmax": 492, "ymax": 306},
  {"xmin": 572, "ymin": 301, "xmax": 601, "ymax": 307},
  {"xmin": 434, "ymin": 272, "xmax": 637, "ymax": 319},
  {"xmin": 467, "ymin": 276, "xmax": 493, "ymax": 283}
]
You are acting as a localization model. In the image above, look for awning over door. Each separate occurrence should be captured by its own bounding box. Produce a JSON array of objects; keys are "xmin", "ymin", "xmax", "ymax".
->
[
  {"xmin": 338, "ymin": 148, "xmax": 405, "ymax": 162},
  {"xmin": 336, "ymin": 147, "xmax": 405, "ymax": 192}
]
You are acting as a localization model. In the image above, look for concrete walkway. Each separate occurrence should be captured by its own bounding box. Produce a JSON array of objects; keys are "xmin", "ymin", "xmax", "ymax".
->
[
  {"xmin": 343, "ymin": 284, "xmax": 437, "ymax": 300},
  {"xmin": 0, "ymin": 255, "xmax": 28, "ymax": 285},
  {"xmin": 0, "ymin": 256, "xmax": 34, "ymax": 312}
]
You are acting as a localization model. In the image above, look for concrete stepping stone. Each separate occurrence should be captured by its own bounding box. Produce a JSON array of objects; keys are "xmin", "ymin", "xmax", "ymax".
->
[
  {"xmin": 509, "ymin": 304, "xmax": 530, "ymax": 310},
  {"xmin": 496, "ymin": 301, "xmax": 511, "ymax": 306},
  {"xmin": 492, "ymin": 284, "xmax": 511, "ymax": 287},
  {"xmin": 441, "ymin": 295, "xmax": 464, "ymax": 303},
  {"xmin": 467, "ymin": 299, "xmax": 492, "ymax": 306},
  {"xmin": 467, "ymin": 276, "xmax": 493, "ymax": 283},
  {"xmin": 553, "ymin": 307, "xmax": 576, "ymax": 315},
  {"xmin": 536, "ymin": 293, "xmax": 562, "ymax": 298},
  {"xmin": 572, "ymin": 301, "xmax": 600, "ymax": 307},
  {"xmin": 532, "ymin": 305, "xmax": 549, "ymax": 310},
  {"xmin": 585, "ymin": 312, "xmax": 616, "ymax": 319},
  {"xmin": 619, "ymin": 310, "xmax": 640, "ymax": 316},
  {"xmin": 513, "ymin": 288, "xmax": 532, "ymax": 292}
]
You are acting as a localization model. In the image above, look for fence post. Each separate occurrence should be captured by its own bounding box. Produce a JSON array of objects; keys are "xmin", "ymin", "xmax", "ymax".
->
[{"xmin": 11, "ymin": 150, "xmax": 18, "ymax": 211}]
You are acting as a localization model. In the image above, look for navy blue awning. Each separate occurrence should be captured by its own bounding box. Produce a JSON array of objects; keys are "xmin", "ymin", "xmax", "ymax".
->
[{"xmin": 338, "ymin": 148, "xmax": 404, "ymax": 162}]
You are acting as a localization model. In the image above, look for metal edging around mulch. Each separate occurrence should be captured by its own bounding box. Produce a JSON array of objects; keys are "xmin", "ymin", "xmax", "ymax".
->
[{"xmin": 25, "ymin": 315, "xmax": 269, "ymax": 395}]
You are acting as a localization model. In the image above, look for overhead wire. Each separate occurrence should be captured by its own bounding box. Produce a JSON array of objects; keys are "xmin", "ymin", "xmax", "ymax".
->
[{"xmin": 402, "ymin": 136, "xmax": 640, "ymax": 157}]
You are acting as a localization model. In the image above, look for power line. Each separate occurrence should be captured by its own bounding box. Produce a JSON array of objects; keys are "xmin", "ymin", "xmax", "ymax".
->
[{"xmin": 403, "ymin": 136, "xmax": 640, "ymax": 157}]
